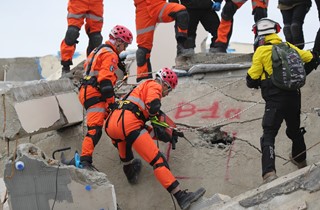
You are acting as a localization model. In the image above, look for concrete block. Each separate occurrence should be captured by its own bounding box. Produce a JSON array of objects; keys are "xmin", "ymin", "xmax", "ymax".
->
[
  {"xmin": 3, "ymin": 143, "xmax": 117, "ymax": 210},
  {"xmin": 0, "ymin": 79, "xmax": 83, "ymax": 140},
  {"xmin": 0, "ymin": 58, "xmax": 41, "ymax": 82}
]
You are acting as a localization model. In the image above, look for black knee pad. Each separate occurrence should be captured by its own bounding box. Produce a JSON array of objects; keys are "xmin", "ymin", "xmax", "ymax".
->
[
  {"xmin": 221, "ymin": 0, "xmax": 238, "ymax": 21},
  {"xmin": 87, "ymin": 32, "xmax": 103, "ymax": 55},
  {"xmin": 252, "ymin": 7, "xmax": 267, "ymax": 22},
  {"xmin": 65, "ymin": 26, "xmax": 80, "ymax": 46},
  {"xmin": 136, "ymin": 47, "xmax": 150, "ymax": 67},
  {"xmin": 174, "ymin": 10, "xmax": 189, "ymax": 30},
  {"xmin": 87, "ymin": 126, "xmax": 102, "ymax": 146},
  {"xmin": 150, "ymin": 152, "xmax": 170, "ymax": 170}
]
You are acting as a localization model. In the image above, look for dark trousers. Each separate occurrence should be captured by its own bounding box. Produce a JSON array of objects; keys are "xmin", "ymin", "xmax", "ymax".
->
[
  {"xmin": 280, "ymin": 4, "xmax": 309, "ymax": 49},
  {"xmin": 260, "ymin": 90, "xmax": 306, "ymax": 176},
  {"xmin": 185, "ymin": 8, "xmax": 220, "ymax": 49},
  {"xmin": 314, "ymin": 0, "xmax": 320, "ymax": 52}
]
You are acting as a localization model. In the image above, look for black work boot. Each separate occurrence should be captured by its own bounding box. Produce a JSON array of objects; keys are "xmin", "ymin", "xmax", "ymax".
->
[
  {"xmin": 123, "ymin": 158, "xmax": 142, "ymax": 184},
  {"xmin": 177, "ymin": 43, "xmax": 194, "ymax": 57},
  {"xmin": 174, "ymin": 188, "xmax": 206, "ymax": 210},
  {"xmin": 81, "ymin": 160, "xmax": 98, "ymax": 171},
  {"xmin": 60, "ymin": 60, "xmax": 73, "ymax": 79},
  {"xmin": 209, "ymin": 46, "xmax": 227, "ymax": 53}
]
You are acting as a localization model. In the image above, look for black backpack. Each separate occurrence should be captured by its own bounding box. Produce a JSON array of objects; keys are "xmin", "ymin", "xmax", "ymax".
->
[{"xmin": 269, "ymin": 42, "xmax": 306, "ymax": 90}]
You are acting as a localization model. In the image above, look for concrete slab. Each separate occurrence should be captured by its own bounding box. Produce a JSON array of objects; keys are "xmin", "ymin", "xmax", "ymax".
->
[
  {"xmin": 0, "ymin": 79, "xmax": 83, "ymax": 140},
  {"xmin": 3, "ymin": 143, "xmax": 116, "ymax": 210}
]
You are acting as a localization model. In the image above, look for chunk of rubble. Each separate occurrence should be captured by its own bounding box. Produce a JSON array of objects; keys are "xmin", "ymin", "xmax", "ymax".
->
[
  {"xmin": 0, "ymin": 79, "xmax": 83, "ymax": 140},
  {"xmin": 3, "ymin": 143, "xmax": 117, "ymax": 210}
]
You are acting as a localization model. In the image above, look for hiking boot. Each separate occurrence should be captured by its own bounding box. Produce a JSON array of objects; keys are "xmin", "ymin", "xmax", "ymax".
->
[
  {"xmin": 177, "ymin": 44, "xmax": 194, "ymax": 57},
  {"xmin": 289, "ymin": 153, "xmax": 307, "ymax": 169},
  {"xmin": 174, "ymin": 188, "xmax": 206, "ymax": 210},
  {"xmin": 262, "ymin": 171, "xmax": 278, "ymax": 184},
  {"xmin": 81, "ymin": 161, "xmax": 98, "ymax": 171},
  {"xmin": 60, "ymin": 65, "xmax": 74, "ymax": 79},
  {"xmin": 123, "ymin": 158, "xmax": 142, "ymax": 184},
  {"xmin": 209, "ymin": 46, "xmax": 227, "ymax": 53}
]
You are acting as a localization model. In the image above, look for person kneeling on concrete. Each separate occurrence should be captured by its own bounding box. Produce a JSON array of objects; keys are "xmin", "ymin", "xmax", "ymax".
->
[{"xmin": 105, "ymin": 68, "xmax": 205, "ymax": 210}]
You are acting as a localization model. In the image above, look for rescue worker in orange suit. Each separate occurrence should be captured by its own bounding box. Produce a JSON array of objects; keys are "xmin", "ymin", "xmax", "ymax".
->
[
  {"xmin": 135, "ymin": 0, "xmax": 193, "ymax": 82},
  {"xmin": 60, "ymin": 0, "xmax": 104, "ymax": 77},
  {"xmin": 210, "ymin": 0, "xmax": 269, "ymax": 53},
  {"xmin": 105, "ymin": 68, "xmax": 206, "ymax": 210},
  {"xmin": 79, "ymin": 25, "xmax": 133, "ymax": 170}
]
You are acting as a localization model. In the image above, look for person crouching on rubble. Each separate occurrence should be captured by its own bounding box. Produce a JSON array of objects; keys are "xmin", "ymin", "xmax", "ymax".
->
[
  {"xmin": 246, "ymin": 18, "xmax": 319, "ymax": 184},
  {"xmin": 105, "ymin": 67, "xmax": 206, "ymax": 210},
  {"xmin": 78, "ymin": 25, "xmax": 133, "ymax": 170}
]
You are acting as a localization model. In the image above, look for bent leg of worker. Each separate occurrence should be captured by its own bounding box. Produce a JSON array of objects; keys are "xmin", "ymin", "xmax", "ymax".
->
[
  {"xmin": 133, "ymin": 130, "xmax": 205, "ymax": 209},
  {"xmin": 285, "ymin": 95, "xmax": 307, "ymax": 164},
  {"xmin": 213, "ymin": 0, "xmax": 241, "ymax": 52},
  {"xmin": 261, "ymin": 105, "xmax": 283, "ymax": 177},
  {"xmin": 161, "ymin": 3, "xmax": 193, "ymax": 56},
  {"xmin": 80, "ymin": 101, "xmax": 105, "ymax": 169}
]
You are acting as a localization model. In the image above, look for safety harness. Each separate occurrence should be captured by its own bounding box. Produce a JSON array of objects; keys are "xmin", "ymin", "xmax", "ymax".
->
[{"xmin": 80, "ymin": 43, "xmax": 122, "ymax": 110}]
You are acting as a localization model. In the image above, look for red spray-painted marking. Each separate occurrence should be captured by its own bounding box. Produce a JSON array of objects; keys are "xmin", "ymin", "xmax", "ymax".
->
[{"xmin": 225, "ymin": 132, "xmax": 237, "ymax": 181}]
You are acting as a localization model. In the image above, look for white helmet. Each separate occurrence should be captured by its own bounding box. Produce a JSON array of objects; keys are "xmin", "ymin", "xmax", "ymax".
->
[{"xmin": 252, "ymin": 18, "xmax": 281, "ymax": 36}]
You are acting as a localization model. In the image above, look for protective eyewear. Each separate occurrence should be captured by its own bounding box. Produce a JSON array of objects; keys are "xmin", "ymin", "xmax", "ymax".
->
[{"xmin": 164, "ymin": 81, "xmax": 172, "ymax": 92}]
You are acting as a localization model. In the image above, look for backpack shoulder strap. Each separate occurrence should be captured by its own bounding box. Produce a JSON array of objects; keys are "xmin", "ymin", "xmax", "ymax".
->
[{"xmin": 85, "ymin": 44, "xmax": 110, "ymax": 76}]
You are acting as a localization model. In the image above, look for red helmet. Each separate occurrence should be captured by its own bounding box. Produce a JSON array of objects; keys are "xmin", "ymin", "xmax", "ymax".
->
[
  {"xmin": 109, "ymin": 25, "xmax": 133, "ymax": 44},
  {"xmin": 156, "ymin": 67, "xmax": 178, "ymax": 90}
]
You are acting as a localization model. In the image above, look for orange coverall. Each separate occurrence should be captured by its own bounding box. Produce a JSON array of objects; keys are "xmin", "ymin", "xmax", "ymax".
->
[
  {"xmin": 79, "ymin": 41, "xmax": 119, "ymax": 164},
  {"xmin": 214, "ymin": 0, "xmax": 268, "ymax": 50},
  {"xmin": 105, "ymin": 80, "xmax": 179, "ymax": 192},
  {"xmin": 60, "ymin": 0, "xmax": 104, "ymax": 67},
  {"xmin": 135, "ymin": 0, "xmax": 188, "ymax": 81}
]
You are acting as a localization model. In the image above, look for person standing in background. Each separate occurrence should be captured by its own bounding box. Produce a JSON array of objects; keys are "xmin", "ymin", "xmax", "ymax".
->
[
  {"xmin": 134, "ymin": 0, "xmax": 193, "ymax": 82},
  {"xmin": 278, "ymin": 0, "xmax": 311, "ymax": 49},
  {"xmin": 169, "ymin": 0, "xmax": 222, "ymax": 54},
  {"xmin": 313, "ymin": 0, "xmax": 320, "ymax": 53},
  {"xmin": 210, "ymin": 0, "xmax": 269, "ymax": 53},
  {"xmin": 60, "ymin": 0, "xmax": 104, "ymax": 78}
]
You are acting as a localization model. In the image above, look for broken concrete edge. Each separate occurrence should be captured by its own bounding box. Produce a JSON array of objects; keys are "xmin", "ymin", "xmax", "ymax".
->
[
  {"xmin": 3, "ymin": 143, "xmax": 117, "ymax": 210},
  {"xmin": 206, "ymin": 163, "xmax": 320, "ymax": 209}
]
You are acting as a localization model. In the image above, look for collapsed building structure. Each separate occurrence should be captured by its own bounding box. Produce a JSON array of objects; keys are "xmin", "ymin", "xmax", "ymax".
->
[{"xmin": 1, "ymin": 50, "xmax": 320, "ymax": 210}]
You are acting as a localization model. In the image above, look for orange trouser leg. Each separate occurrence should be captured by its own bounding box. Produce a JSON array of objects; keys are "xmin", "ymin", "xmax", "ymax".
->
[
  {"xmin": 215, "ymin": 18, "xmax": 233, "ymax": 45},
  {"xmin": 252, "ymin": 0, "xmax": 268, "ymax": 9},
  {"xmin": 85, "ymin": 0, "xmax": 103, "ymax": 33},
  {"xmin": 81, "ymin": 101, "xmax": 105, "ymax": 159},
  {"xmin": 61, "ymin": 0, "xmax": 92, "ymax": 63},
  {"xmin": 79, "ymin": 86, "xmax": 105, "ymax": 162},
  {"xmin": 133, "ymin": 132, "xmax": 178, "ymax": 191},
  {"xmin": 135, "ymin": 1, "xmax": 156, "ymax": 81},
  {"xmin": 60, "ymin": 40, "xmax": 76, "ymax": 64},
  {"xmin": 106, "ymin": 110, "xmax": 178, "ymax": 191}
]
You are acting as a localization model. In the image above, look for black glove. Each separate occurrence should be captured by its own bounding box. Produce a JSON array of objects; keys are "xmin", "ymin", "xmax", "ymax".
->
[
  {"xmin": 246, "ymin": 74, "xmax": 261, "ymax": 89},
  {"xmin": 152, "ymin": 123, "xmax": 172, "ymax": 143},
  {"xmin": 305, "ymin": 51, "xmax": 320, "ymax": 75}
]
